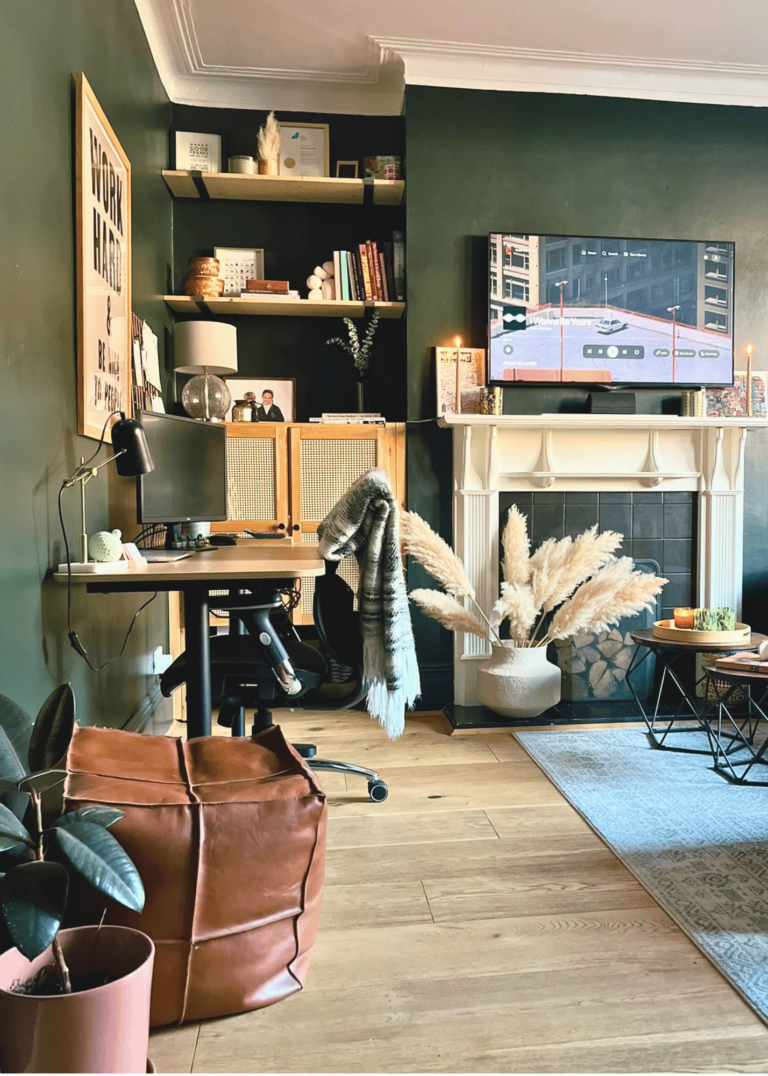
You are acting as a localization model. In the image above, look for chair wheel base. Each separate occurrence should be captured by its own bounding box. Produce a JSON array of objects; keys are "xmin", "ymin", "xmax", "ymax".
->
[
  {"xmin": 294, "ymin": 743, "xmax": 317, "ymax": 759},
  {"xmin": 368, "ymin": 780, "xmax": 388, "ymax": 802}
]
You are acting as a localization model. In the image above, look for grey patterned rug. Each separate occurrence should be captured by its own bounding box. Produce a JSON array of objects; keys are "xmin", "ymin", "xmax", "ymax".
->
[{"xmin": 515, "ymin": 727, "xmax": 768, "ymax": 1022}]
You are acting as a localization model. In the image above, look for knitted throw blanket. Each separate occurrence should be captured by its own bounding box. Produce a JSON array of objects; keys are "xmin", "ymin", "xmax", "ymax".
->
[{"xmin": 317, "ymin": 468, "xmax": 420, "ymax": 738}]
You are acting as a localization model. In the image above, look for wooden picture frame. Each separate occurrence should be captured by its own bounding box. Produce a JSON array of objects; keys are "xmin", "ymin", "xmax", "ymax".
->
[
  {"xmin": 75, "ymin": 73, "xmax": 132, "ymax": 441},
  {"xmin": 223, "ymin": 377, "xmax": 297, "ymax": 423},
  {"xmin": 335, "ymin": 161, "xmax": 359, "ymax": 178},
  {"xmin": 174, "ymin": 131, "xmax": 222, "ymax": 172},
  {"xmin": 278, "ymin": 123, "xmax": 329, "ymax": 178}
]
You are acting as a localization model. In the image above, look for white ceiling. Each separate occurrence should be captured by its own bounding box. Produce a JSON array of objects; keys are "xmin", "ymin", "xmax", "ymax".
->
[{"xmin": 135, "ymin": 0, "xmax": 768, "ymax": 113}]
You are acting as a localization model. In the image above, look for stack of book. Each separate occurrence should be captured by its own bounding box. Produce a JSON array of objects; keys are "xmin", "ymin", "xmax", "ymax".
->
[
  {"xmin": 309, "ymin": 413, "xmax": 386, "ymax": 425},
  {"xmin": 241, "ymin": 279, "xmax": 300, "ymax": 299},
  {"xmin": 328, "ymin": 233, "xmax": 404, "ymax": 302},
  {"xmin": 681, "ymin": 389, "xmax": 706, "ymax": 417}
]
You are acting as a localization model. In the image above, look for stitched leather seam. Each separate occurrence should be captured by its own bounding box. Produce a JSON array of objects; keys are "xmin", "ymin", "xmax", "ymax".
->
[{"xmin": 176, "ymin": 738, "xmax": 201, "ymax": 1025}]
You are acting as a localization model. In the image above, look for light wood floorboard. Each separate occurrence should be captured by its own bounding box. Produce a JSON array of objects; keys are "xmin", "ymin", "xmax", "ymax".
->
[{"xmin": 153, "ymin": 710, "xmax": 768, "ymax": 1073}]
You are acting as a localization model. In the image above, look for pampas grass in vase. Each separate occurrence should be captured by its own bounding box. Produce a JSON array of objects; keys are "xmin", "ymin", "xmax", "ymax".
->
[
  {"xmin": 257, "ymin": 111, "xmax": 280, "ymax": 175},
  {"xmin": 402, "ymin": 505, "xmax": 668, "ymax": 718}
]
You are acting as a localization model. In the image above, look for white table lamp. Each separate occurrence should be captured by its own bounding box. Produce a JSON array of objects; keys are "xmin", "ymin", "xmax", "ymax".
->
[{"xmin": 174, "ymin": 321, "xmax": 238, "ymax": 422}]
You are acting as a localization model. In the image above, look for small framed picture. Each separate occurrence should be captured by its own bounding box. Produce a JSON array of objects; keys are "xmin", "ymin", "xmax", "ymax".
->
[
  {"xmin": 174, "ymin": 132, "xmax": 222, "ymax": 172},
  {"xmin": 435, "ymin": 347, "xmax": 487, "ymax": 415},
  {"xmin": 335, "ymin": 161, "xmax": 359, "ymax": 178},
  {"xmin": 214, "ymin": 247, "xmax": 265, "ymax": 297},
  {"xmin": 279, "ymin": 123, "xmax": 329, "ymax": 178},
  {"xmin": 223, "ymin": 377, "xmax": 296, "ymax": 423}
]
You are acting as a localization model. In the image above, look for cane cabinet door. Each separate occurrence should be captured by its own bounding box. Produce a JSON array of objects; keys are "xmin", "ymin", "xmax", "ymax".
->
[{"xmin": 212, "ymin": 423, "xmax": 289, "ymax": 535}]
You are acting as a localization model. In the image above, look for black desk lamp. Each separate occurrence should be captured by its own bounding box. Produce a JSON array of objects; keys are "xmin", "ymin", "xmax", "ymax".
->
[{"xmin": 62, "ymin": 412, "xmax": 154, "ymax": 568}]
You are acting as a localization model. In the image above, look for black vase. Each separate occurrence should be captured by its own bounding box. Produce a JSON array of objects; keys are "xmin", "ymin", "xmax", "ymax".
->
[{"xmin": 355, "ymin": 373, "xmax": 370, "ymax": 412}]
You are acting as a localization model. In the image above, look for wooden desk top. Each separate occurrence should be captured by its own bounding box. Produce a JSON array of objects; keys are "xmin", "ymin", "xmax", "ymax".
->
[
  {"xmin": 53, "ymin": 543, "xmax": 325, "ymax": 586},
  {"xmin": 630, "ymin": 628, "xmax": 767, "ymax": 653}
]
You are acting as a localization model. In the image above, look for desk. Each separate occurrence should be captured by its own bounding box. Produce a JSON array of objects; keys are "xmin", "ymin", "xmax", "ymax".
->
[{"xmin": 54, "ymin": 544, "xmax": 325, "ymax": 738}]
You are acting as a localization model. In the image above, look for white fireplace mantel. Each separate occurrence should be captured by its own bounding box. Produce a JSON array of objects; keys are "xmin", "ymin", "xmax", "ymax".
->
[{"xmin": 438, "ymin": 413, "xmax": 768, "ymax": 706}]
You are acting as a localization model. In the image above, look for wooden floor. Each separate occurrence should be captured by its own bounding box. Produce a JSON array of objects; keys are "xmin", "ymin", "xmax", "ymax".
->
[{"xmin": 150, "ymin": 711, "xmax": 768, "ymax": 1073}]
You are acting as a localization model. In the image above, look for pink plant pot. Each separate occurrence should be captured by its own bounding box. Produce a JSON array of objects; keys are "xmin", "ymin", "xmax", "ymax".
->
[{"xmin": 0, "ymin": 925, "xmax": 154, "ymax": 1073}]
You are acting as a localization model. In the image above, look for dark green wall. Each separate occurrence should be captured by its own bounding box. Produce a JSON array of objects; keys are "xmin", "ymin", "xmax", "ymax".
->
[
  {"xmin": 171, "ymin": 106, "xmax": 406, "ymax": 421},
  {"xmin": 0, "ymin": 1, "xmax": 174, "ymax": 722},
  {"xmin": 405, "ymin": 85, "xmax": 768, "ymax": 706}
]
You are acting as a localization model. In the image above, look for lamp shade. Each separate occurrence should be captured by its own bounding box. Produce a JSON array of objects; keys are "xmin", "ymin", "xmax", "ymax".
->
[
  {"xmin": 174, "ymin": 321, "xmax": 238, "ymax": 375},
  {"xmin": 111, "ymin": 414, "xmax": 155, "ymax": 476}
]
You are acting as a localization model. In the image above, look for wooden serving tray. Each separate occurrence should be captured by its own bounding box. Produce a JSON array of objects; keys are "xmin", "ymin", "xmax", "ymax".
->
[{"xmin": 652, "ymin": 619, "xmax": 751, "ymax": 645}]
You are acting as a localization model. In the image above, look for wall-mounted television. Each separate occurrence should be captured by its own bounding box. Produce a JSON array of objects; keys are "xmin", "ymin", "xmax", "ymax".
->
[{"xmin": 488, "ymin": 233, "xmax": 734, "ymax": 387}]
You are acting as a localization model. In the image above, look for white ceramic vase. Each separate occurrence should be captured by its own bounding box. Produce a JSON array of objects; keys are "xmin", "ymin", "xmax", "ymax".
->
[{"xmin": 477, "ymin": 643, "xmax": 562, "ymax": 719}]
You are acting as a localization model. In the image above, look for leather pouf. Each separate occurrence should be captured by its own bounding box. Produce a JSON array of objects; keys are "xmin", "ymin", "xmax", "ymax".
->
[{"xmin": 63, "ymin": 725, "xmax": 327, "ymax": 1027}]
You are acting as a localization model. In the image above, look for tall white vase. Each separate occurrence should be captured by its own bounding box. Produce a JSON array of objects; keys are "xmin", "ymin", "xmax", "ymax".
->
[{"xmin": 477, "ymin": 643, "xmax": 562, "ymax": 719}]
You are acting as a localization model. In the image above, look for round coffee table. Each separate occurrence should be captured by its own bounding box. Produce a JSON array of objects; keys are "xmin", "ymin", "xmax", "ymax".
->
[
  {"xmin": 626, "ymin": 629, "xmax": 767, "ymax": 754},
  {"xmin": 701, "ymin": 664, "xmax": 768, "ymax": 784}
]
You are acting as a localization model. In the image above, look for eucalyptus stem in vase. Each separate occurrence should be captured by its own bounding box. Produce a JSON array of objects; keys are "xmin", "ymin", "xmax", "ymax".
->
[{"xmin": 326, "ymin": 312, "xmax": 380, "ymax": 412}]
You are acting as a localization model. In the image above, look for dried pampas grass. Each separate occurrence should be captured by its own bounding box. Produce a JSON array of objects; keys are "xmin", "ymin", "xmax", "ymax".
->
[
  {"xmin": 401, "ymin": 511, "xmax": 475, "ymax": 599},
  {"xmin": 536, "ymin": 525, "xmax": 622, "ymax": 614},
  {"xmin": 545, "ymin": 558, "xmax": 667, "ymax": 644},
  {"xmin": 501, "ymin": 505, "xmax": 530, "ymax": 586},
  {"xmin": 492, "ymin": 582, "xmax": 538, "ymax": 645},
  {"xmin": 410, "ymin": 590, "xmax": 486, "ymax": 639},
  {"xmin": 257, "ymin": 111, "xmax": 280, "ymax": 161}
]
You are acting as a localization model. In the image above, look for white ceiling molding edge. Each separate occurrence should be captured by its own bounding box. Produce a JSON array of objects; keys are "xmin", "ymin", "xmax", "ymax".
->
[
  {"xmin": 375, "ymin": 37, "xmax": 768, "ymax": 109},
  {"xmin": 133, "ymin": 0, "xmax": 404, "ymax": 113}
]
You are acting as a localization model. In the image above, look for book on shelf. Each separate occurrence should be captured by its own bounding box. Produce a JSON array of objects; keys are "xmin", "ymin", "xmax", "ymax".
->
[
  {"xmin": 239, "ymin": 290, "xmax": 299, "ymax": 298},
  {"xmin": 332, "ymin": 251, "xmax": 342, "ymax": 299},
  {"xmin": 245, "ymin": 279, "xmax": 290, "ymax": 293},
  {"xmin": 358, "ymin": 243, "xmax": 374, "ymax": 300},
  {"xmin": 392, "ymin": 231, "xmax": 405, "ymax": 300},
  {"xmin": 371, "ymin": 241, "xmax": 385, "ymax": 301},
  {"xmin": 316, "ymin": 412, "xmax": 385, "ymax": 424},
  {"xmin": 714, "ymin": 653, "xmax": 768, "ymax": 674},
  {"xmin": 339, "ymin": 251, "xmax": 351, "ymax": 302},
  {"xmin": 347, "ymin": 251, "xmax": 359, "ymax": 301}
]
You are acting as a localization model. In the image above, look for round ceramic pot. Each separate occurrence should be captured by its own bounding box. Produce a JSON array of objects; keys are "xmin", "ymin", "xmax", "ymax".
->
[
  {"xmin": 477, "ymin": 643, "xmax": 562, "ymax": 719},
  {"xmin": 0, "ymin": 925, "xmax": 154, "ymax": 1074}
]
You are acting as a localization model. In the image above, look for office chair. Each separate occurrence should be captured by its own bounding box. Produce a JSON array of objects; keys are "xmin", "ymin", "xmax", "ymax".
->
[{"xmin": 160, "ymin": 562, "xmax": 389, "ymax": 802}]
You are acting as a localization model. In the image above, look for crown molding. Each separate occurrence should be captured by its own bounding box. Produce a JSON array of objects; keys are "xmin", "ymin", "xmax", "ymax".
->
[
  {"xmin": 374, "ymin": 36, "xmax": 768, "ymax": 108},
  {"xmin": 133, "ymin": 0, "xmax": 403, "ymax": 113}
]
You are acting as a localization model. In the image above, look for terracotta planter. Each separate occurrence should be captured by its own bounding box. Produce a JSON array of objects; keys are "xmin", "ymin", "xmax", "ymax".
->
[
  {"xmin": 0, "ymin": 925, "xmax": 154, "ymax": 1074},
  {"xmin": 477, "ymin": 642, "xmax": 562, "ymax": 718}
]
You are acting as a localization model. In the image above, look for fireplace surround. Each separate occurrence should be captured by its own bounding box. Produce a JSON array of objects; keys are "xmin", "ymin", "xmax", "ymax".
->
[{"xmin": 439, "ymin": 413, "xmax": 768, "ymax": 710}]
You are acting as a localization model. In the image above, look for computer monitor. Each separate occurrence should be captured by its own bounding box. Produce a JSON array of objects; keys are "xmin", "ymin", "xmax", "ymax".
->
[{"xmin": 136, "ymin": 412, "xmax": 227, "ymax": 524}]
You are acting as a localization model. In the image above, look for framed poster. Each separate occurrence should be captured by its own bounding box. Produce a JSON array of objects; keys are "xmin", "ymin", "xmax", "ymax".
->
[
  {"xmin": 214, "ymin": 247, "xmax": 265, "ymax": 297},
  {"xmin": 223, "ymin": 377, "xmax": 296, "ymax": 423},
  {"xmin": 278, "ymin": 123, "xmax": 329, "ymax": 177},
  {"xmin": 435, "ymin": 347, "xmax": 486, "ymax": 415},
  {"xmin": 75, "ymin": 73, "xmax": 131, "ymax": 441}
]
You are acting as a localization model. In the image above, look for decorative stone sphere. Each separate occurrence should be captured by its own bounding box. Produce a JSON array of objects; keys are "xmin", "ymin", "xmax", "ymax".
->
[
  {"xmin": 182, "ymin": 372, "xmax": 232, "ymax": 422},
  {"xmin": 89, "ymin": 529, "xmax": 123, "ymax": 562}
]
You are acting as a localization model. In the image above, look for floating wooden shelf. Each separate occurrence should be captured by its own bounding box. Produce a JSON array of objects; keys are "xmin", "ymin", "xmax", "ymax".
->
[
  {"xmin": 161, "ymin": 171, "xmax": 405, "ymax": 206},
  {"xmin": 164, "ymin": 295, "xmax": 405, "ymax": 319}
]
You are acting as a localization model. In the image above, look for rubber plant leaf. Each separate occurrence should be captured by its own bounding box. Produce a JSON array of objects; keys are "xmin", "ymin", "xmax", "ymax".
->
[
  {"xmin": 51, "ymin": 820, "xmax": 145, "ymax": 913},
  {"xmin": 28, "ymin": 684, "xmax": 76, "ymax": 774},
  {"xmin": 0, "ymin": 790, "xmax": 31, "ymax": 823},
  {"xmin": 0, "ymin": 695, "xmax": 33, "ymax": 782},
  {"xmin": 0, "ymin": 802, "xmax": 33, "ymax": 851},
  {"xmin": 0, "ymin": 861, "xmax": 69, "ymax": 960},
  {"xmin": 53, "ymin": 806, "xmax": 124, "ymax": 830}
]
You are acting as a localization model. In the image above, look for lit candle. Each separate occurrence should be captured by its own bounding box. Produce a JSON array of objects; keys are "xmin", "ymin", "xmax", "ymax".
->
[
  {"xmin": 454, "ymin": 336, "xmax": 463, "ymax": 414},
  {"xmin": 673, "ymin": 607, "xmax": 695, "ymax": 629},
  {"xmin": 746, "ymin": 344, "xmax": 754, "ymax": 417}
]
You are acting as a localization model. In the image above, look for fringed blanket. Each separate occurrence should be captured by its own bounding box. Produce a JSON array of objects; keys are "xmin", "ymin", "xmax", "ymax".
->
[{"xmin": 317, "ymin": 468, "xmax": 420, "ymax": 738}]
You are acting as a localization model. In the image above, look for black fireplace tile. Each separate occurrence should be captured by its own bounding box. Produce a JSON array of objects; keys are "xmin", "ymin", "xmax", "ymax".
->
[
  {"xmin": 635, "ymin": 492, "xmax": 663, "ymax": 503},
  {"xmin": 565, "ymin": 492, "xmax": 599, "ymax": 504},
  {"xmin": 565, "ymin": 505, "xmax": 599, "ymax": 537},
  {"xmin": 664, "ymin": 502, "xmax": 694, "ymax": 539},
  {"xmin": 633, "ymin": 504, "xmax": 664, "ymax": 539},
  {"xmin": 503, "ymin": 492, "xmax": 532, "ymax": 506},
  {"xmin": 532, "ymin": 505, "xmax": 565, "ymax": 542},
  {"xmin": 533, "ymin": 492, "xmax": 565, "ymax": 505},
  {"xmin": 633, "ymin": 540, "xmax": 663, "ymax": 568},
  {"xmin": 599, "ymin": 505, "xmax": 632, "ymax": 539},
  {"xmin": 661, "ymin": 575, "xmax": 694, "ymax": 609},
  {"xmin": 663, "ymin": 491, "xmax": 694, "ymax": 504},
  {"xmin": 599, "ymin": 493, "xmax": 631, "ymax": 504},
  {"xmin": 663, "ymin": 540, "xmax": 693, "ymax": 574}
]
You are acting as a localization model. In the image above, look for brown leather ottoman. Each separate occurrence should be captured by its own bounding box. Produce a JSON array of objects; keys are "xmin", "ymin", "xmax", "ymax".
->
[{"xmin": 63, "ymin": 725, "xmax": 326, "ymax": 1026}]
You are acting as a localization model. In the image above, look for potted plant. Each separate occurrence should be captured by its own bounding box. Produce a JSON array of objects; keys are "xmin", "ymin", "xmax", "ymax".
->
[
  {"xmin": 326, "ymin": 311, "xmax": 380, "ymax": 412},
  {"xmin": 0, "ymin": 687, "xmax": 153, "ymax": 1074},
  {"xmin": 401, "ymin": 508, "xmax": 667, "ymax": 718}
]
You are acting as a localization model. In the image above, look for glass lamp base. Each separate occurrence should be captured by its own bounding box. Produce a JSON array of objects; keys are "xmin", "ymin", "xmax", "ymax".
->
[{"xmin": 181, "ymin": 371, "xmax": 232, "ymax": 422}]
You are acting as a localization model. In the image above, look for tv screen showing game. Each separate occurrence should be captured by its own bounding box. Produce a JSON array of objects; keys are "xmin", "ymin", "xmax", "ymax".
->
[{"xmin": 488, "ymin": 233, "xmax": 734, "ymax": 386}]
